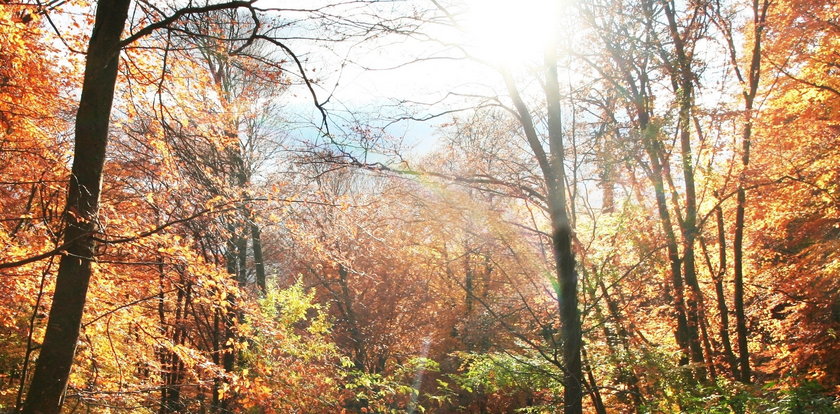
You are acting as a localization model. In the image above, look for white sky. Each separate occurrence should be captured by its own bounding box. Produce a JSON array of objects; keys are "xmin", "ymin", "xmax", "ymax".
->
[{"xmin": 272, "ymin": 0, "xmax": 578, "ymax": 158}]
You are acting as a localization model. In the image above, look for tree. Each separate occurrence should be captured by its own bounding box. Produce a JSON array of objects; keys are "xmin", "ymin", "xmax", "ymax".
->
[
  {"xmin": 745, "ymin": 0, "xmax": 840, "ymax": 388},
  {"xmin": 18, "ymin": 0, "xmax": 328, "ymax": 410},
  {"xmin": 708, "ymin": 0, "xmax": 772, "ymax": 383},
  {"xmin": 21, "ymin": 1, "xmax": 133, "ymax": 410}
]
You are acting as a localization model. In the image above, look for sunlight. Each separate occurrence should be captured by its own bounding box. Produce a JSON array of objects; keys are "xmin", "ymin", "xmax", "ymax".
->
[{"xmin": 461, "ymin": 0, "xmax": 560, "ymax": 67}]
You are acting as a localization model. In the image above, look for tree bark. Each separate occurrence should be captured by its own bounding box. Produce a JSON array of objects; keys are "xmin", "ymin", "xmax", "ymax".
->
[
  {"xmin": 251, "ymin": 223, "xmax": 266, "ymax": 292},
  {"xmin": 733, "ymin": 188, "xmax": 751, "ymax": 383},
  {"xmin": 464, "ymin": 251, "xmax": 474, "ymax": 314},
  {"xmin": 712, "ymin": 203, "xmax": 739, "ymax": 378},
  {"xmin": 731, "ymin": 0, "xmax": 767, "ymax": 383},
  {"xmin": 337, "ymin": 263, "xmax": 368, "ymax": 371},
  {"xmin": 582, "ymin": 345, "xmax": 607, "ymax": 414},
  {"xmin": 21, "ymin": 1, "xmax": 131, "ymax": 411},
  {"xmin": 644, "ymin": 134, "xmax": 696, "ymax": 364},
  {"xmin": 544, "ymin": 50, "xmax": 583, "ymax": 414},
  {"xmin": 501, "ymin": 56, "xmax": 582, "ymax": 413},
  {"xmin": 662, "ymin": 0, "xmax": 707, "ymax": 375}
]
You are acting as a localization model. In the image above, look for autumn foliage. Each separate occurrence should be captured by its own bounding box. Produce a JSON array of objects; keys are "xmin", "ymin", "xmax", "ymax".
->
[{"xmin": 0, "ymin": 0, "xmax": 838, "ymax": 412}]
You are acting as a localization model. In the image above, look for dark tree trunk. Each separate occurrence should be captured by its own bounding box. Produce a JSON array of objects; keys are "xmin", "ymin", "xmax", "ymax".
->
[
  {"xmin": 646, "ymin": 137, "xmax": 695, "ymax": 364},
  {"xmin": 337, "ymin": 264, "xmax": 367, "ymax": 371},
  {"xmin": 251, "ymin": 224, "xmax": 266, "ymax": 292},
  {"xmin": 464, "ymin": 252, "xmax": 474, "ymax": 314},
  {"xmin": 709, "ymin": 0, "xmax": 770, "ymax": 383},
  {"xmin": 699, "ymin": 305, "xmax": 718, "ymax": 379},
  {"xmin": 211, "ymin": 309, "xmax": 221, "ymax": 411},
  {"xmin": 732, "ymin": 0, "xmax": 767, "ymax": 382},
  {"xmin": 733, "ymin": 188, "xmax": 750, "ymax": 383},
  {"xmin": 553, "ymin": 221, "xmax": 582, "ymax": 414},
  {"xmin": 582, "ymin": 346, "xmax": 607, "ymax": 414},
  {"xmin": 713, "ymin": 204, "xmax": 740, "ymax": 378},
  {"xmin": 236, "ymin": 234, "xmax": 247, "ymax": 284},
  {"xmin": 634, "ymin": 99, "xmax": 696, "ymax": 366},
  {"xmin": 21, "ymin": 1, "xmax": 131, "ymax": 412},
  {"xmin": 159, "ymin": 273, "xmax": 188, "ymax": 414},
  {"xmin": 596, "ymin": 277, "xmax": 644, "ymax": 410},
  {"xmin": 662, "ymin": 0, "xmax": 707, "ymax": 375},
  {"xmin": 544, "ymin": 50, "xmax": 583, "ymax": 414},
  {"xmin": 502, "ymin": 56, "xmax": 582, "ymax": 413},
  {"xmin": 217, "ymin": 236, "xmax": 243, "ymax": 412}
]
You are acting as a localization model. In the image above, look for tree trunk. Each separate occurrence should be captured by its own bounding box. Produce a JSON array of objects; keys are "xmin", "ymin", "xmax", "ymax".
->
[
  {"xmin": 464, "ymin": 252, "xmax": 474, "ymax": 314},
  {"xmin": 218, "ymin": 236, "xmax": 243, "ymax": 412},
  {"xmin": 634, "ymin": 106, "xmax": 697, "ymax": 366},
  {"xmin": 733, "ymin": 189, "xmax": 751, "ymax": 383},
  {"xmin": 501, "ymin": 56, "xmax": 582, "ymax": 413},
  {"xmin": 251, "ymin": 223, "xmax": 266, "ymax": 292},
  {"xmin": 712, "ymin": 203, "xmax": 740, "ymax": 378},
  {"xmin": 159, "ymin": 274, "xmax": 188, "ymax": 414},
  {"xmin": 21, "ymin": 1, "xmax": 131, "ymax": 411},
  {"xmin": 732, "ymin": 0, "xmax": 767, "ymax": 382},
  {"xmin": 605, "ymin": 18, "xmax": 699, "ymax": 363},
  {"xmin": 662, "ymin": 0, "xmax": 707, "ymax": 375},
  {"xmin": 596, "ymin": 277, "xmax": 644, "ymax": 410},
  {"xmin": 582, "ymin": 345, "xmax": 607, "ymax": 414},
  {"xmin": 544, "ymin": 50, "xmax": 583, "ymax": 414},
  {"xmin": 337, "ymin": 263, "xmax": 368, "ymax": 371}
]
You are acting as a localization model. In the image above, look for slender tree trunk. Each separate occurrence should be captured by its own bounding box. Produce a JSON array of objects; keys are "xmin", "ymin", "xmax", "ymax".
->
[
  {"xmin": 587, "ymin": 270, "xmax": 643, "ymax": 411},
  {"xmin": 627, "ymin": 31, "xmax": 699, "ymax": 363},
  {"xmin": 464, "ymin": 252, "xmax": 474, "ymax": 314},
  {"xmin": 733, "ymin": 130, "xmax": 752, "ymax": 384},
  {"xmin": 639, "ymin": 119, "xmax": 695, "ymax": 365},
  {"xmin": 251, "ymin": 224, "xmax": 266, "ymax": 292},
  {"xmin": 337, "ymin": 264, "xmax": 368, "ymax": 371},
  {"xmin": 211, "ymin": 309, "xmax": 221, "ymax": 411},
  {"xmin": 14, "ymin": 260, "xmax": 54, "ymax": 412},
  {"xmin": 676, "ymin": 104, "xmax": 707, "ymax": 374},
  {"xmin": 732, "ymin": 0, "xmax": 767, "ymax": 380},
  {"xmin": 714, "ymin": 0, "xmax": 769, "ymax": 382},
  {"xmin": 712, "ymin": 203, "xmax": 740, "ymax": 378},
  {"xmin": 168, "ymin": 286, "xmax": 187, "ymax": 413},
  {"xmin": 159, "ymin": 276, "xmax": 187, "ymax": 414},
  {"xmin": 604, "ymin": 25, "xmax": 699, "ymax": 367},
  {"xmin": 158, "ymin": 256, "xmax": 171, "ymax": 413},
  {"xmin": 544, "ymin": 50, "xmax": 583, "ymax": 414},
  {"xmin": 582, "ymin": 345, "xmax": 607, "ymax": 414},
  {"xmin": 21, "ymin": 1, "xmax": 131, "ymax": 411},
  {"xmin": 662, "ymin": 0, "xmax": 707, "ymax": 376},
  {"xmin": 596, "ymin": 277, "xmax": 644, "ymax": 410},
  {"xmin": 699, "ymin": 305, "xmax": 718, "ymax": 379},
  {"xmin": 218, "ymin": 236, "xmax": 243, "ymax": 411},
  {"xmin": 502, "ymin": 58, "xmax": 581, "ymax": 413}
]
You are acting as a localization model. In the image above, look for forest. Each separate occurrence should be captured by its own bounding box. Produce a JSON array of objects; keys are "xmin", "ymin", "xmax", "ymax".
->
[{"xmin": 0, "ymin": 0, "xmax": 838, "ymax": 412}]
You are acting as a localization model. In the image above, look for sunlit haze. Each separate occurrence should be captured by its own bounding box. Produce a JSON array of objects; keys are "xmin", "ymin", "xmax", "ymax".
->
[{"xmin": 461, "ymin": 0, "xmax": 560, "ymax": 66}]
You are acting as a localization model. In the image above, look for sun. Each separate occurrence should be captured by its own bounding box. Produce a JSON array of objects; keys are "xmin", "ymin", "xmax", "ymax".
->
[{"xmin": 460, "ymin": 0, "xmax": 560, "ymax": 67}]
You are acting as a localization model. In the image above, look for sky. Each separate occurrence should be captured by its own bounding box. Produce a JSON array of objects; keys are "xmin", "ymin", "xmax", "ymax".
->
[{"xmin": 268, "ymin": 0, "xmax": 572, "ymax": 160}]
